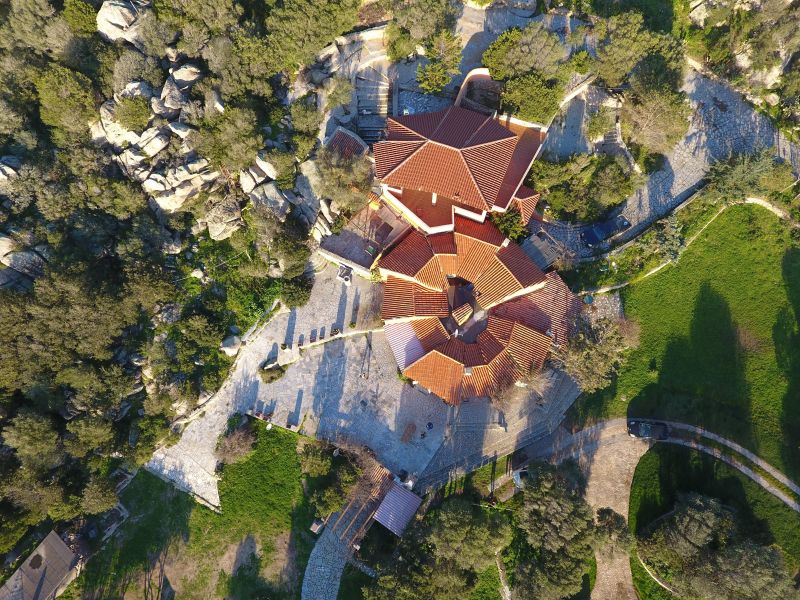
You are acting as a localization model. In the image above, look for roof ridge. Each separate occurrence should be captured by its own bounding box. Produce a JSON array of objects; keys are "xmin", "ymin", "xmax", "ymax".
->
[
  {"xmin": 387, "ymin": 117, "xmax": 427, "ymax": 141},
  {"xmin": 462, "ymin": 117, "xmax": 517, "ymax": 148},
  {"xmin": 456, "ymin": 147, "xmax": 488, "ymax": 209},
  {"xmin": 427, "ymin": 106, "xmax": 454, "ymax": 141},
  {"xmin": 461, "ymin": 115, "xmax": 492, "ymax": 147},
  {"xmin": 379, "ymin": 139, "xmax": 430, "ymax": 181}
]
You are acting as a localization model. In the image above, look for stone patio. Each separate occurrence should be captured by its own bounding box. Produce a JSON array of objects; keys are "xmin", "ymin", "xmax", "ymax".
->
[{"xmin": 146, "ymin": 263, "xmax": 451, "ymax": 507}]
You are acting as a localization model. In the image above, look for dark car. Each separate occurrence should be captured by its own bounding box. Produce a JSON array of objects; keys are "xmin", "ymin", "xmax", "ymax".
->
[
  {"xmin": 581, "ymin": 215, "xmax": 632, "ymax": 248},
  {"xmin": 627, "ymin": 419, "xmax": 670, "ymax": 440}
]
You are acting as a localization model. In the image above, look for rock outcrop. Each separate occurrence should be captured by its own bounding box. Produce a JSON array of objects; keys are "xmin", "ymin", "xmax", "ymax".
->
[
  {"xmin": 220, "ymin": 335, "xmax": 242, "ymax": 357},
  {"xmin": 249, "ymin": 182, "xmax": 290, "ymax": 222},
  {"xmin": 201, "ymin": 195, "xmax": 244, "ymax": 241},
  {"xmin": 96, "ymin": 0, "xmax": 148, "ymax": 49}
]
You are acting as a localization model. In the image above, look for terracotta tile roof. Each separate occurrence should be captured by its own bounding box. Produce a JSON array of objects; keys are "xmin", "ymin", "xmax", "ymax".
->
[
  {"xmin": 381, "ymin": 217, "xmax": 578, "ymax": 404},
  {"xmin": 379, "ymin": 229, "xmax": 433, "ymax": 277},
  {"xmin": 428, "ymin": 232, "xmax": 457, "ymax": 255},
  {"xmin": 491, "ymin": 272, "xmax": 581, "ymax": 346},
  {"xmin": 326, "ymin": 127, "xmax": 368, "ymax": 160},
  {"xmin": 375, "ymin": 107, "xmax": 522, "ymax": 212},
  {"xmin": 416, "ymin": 257, "xmax": 448, "ymax": 291},
  {"xmin": 411, "ymin": 317, "xmax": 450, "ymax": 351},
  {"xmin": 374, "ymin": 139, "xmax": 425, "ymax": 177},
  {"xmin": 455, "ymin": 237, "xmax": 497, "ymax": 282},
  {"xmin": 382, "ymin": 277, "xmax": 449, "ymax": 320},
  {"xmin": 452, "ymin": 302, "xmax": 473, "ymax": 325},
  {"xmin": 507, "ymin": 321, "xmax": 551, "ymax": 372},
  {"xmin": 473, "ymin": 245, "xmax": 546, "ymax": 308},
  {"xmin": 454, "ymin": 215, "xmax": 505, "ymax": 246},
  {"xmin": 513, "ymin": 187, "xmax": 541, "ymax": 225},
  {"xmin": 404, "ymin": 350, "xmax": 464, "ymax": 404}
]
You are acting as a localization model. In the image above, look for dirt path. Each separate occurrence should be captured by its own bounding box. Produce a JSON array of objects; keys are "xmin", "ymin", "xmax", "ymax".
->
[
  {"xmin": 523, "ymin": 418, "xmax": 800, "ymax": 599},
  {"xmin": 533, "ymin": 420, "xmax": 649, "ymax": 600}
]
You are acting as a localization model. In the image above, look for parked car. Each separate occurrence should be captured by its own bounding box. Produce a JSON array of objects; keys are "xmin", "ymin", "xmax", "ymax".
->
[
  {"xmin": 627, "ymin": 419, "xmax": 670, "ymax": 440},
  {"xmin": 581, "ymin": 215, "xmax": 632, "ymax": 248}
]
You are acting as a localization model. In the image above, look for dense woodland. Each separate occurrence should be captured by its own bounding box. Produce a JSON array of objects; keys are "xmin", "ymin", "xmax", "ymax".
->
[{"xmin": 0, "ymin": 0, "xmax": 371, "ymax": 558}]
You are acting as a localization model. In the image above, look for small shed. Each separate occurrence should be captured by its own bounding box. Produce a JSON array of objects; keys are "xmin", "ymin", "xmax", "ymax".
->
[
  {"xmin": 372, "ymin": 482, "xmax": 422, "ymax": 537},
  {"xmin": 0, "ymin": 531, "xmax": 79, "ymax": 600}
]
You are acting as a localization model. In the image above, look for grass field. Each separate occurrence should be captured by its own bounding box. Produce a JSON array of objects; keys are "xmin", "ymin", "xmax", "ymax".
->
[
  {"xmin": 628, "ymin": 444, "xmax": 800, "ymax": 598},
  {"xmin": 64, "ymin": 424, "xmax": 311, "ymax": 599},
  {"xmin": 569, "ymin": 205, "xmax": 800, "ymax": 479}
]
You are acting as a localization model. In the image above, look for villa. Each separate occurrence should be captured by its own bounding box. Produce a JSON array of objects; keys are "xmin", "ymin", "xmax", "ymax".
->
[
  {"xmin": 374, "ymin": 105, "xmax": 545, "ymax": 233},
  {"xmin": 367, "ymin": 105, "xmax": 581, "ymax": 405}
]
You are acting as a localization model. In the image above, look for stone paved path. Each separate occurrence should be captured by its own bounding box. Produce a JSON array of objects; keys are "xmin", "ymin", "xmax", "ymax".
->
[
  {"xmin": 146, "ymin": 263, "xmax": 449, "ymax": 507},
  {"xmin": 538, "ymin": 69, "xmax": 800, "ymax": 258}
]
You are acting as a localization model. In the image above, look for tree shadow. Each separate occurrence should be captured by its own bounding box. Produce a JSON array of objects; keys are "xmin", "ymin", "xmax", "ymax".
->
[
  {"xmin": 628, "ymin": 282, "xmax": 755, "ymax": 452},
  {"xmin": 75, "ymin": 472, "xmax": 194, "ymax": 599},
  {"xmin": 631, "ymin": 444, "xmax": 771, "ymax": 547},
  {"xmin": 776, "ymin": 248, "xmax": 800, "ymax": 479}
]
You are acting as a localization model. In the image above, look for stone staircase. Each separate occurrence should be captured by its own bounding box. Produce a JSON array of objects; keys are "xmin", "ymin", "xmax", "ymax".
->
[{"xmin": 356, "ymin": 64, "xmax": 391, "ymax": 145}]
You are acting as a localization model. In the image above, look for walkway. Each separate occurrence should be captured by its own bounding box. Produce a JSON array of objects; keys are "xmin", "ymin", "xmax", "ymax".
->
[
  {"xmin": 146, "ymin": 263, "xmax": 449, "ymax": 507},
  {"xmin": 537, "ymin": 67, "xmax": 800, "ymax": 258},
  {"xmin": 301, "ymin": 463, "xmax": 393, "ymax": 600},
  {"xmin": 519, "ymin": 418, "xmax": 800, "ymax": 599}
]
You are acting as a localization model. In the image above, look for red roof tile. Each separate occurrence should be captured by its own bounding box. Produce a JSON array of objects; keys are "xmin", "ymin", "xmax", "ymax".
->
[
  {"xmin": 454, "ymin": 215, "xmax": 506, "ymax": 247},
  {"xmin": 411, "ymin": 317, "xmax": 450, "ymax": 351},
  {"xmin": 379, "ymin": 229, "xmax": 434, "ymax": 277},
  {"xmin": 375, "ymin": 107, "xmax": 522, "ymax": 212},
  {"xmin": 382, "ymin": 219, "xmax": 578, "ymax": 404},
  {"xmin": 382, "ymin": 277, "xmax": 449, "ymax": 320},
  {"xmin": 326, "ymin": 128, "xmax": 367, "ymax": 160}
]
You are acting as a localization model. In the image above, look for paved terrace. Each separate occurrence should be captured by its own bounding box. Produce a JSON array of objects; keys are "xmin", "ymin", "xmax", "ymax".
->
[{"xmin": 147, "ymin": 264, "xmax": 452, "ymax": 507}]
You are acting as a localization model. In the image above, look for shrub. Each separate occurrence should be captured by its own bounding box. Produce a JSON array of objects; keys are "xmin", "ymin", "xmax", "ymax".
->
[
  {"xmin": 36, "ymin": 65, "xmax": 96, "ymax": 140},
  {"xmin": 556, "ymin": 317, "xmax": 630, "ymax": 393},
  {"xmin": 216, "ymin": 425, "xmax": 257, "ymax": 465},
  {"xmin": 289, "ymin": 98, "xmax": 322, "ymax": 135},
  {"xmin": 386, "ymin": 22, "xmax": 416, "ymax": 62},
  {"xmin": 114, "ymin": 96, "xmax": 152, "ymax": 132},
  {"xmin": 585, "ymin": 107, "xmax": 615, "ymax": 141},
  {"xmin": 482, "ymin": 28, "xmax": 522, "ymax": 80},
  {"xmin": 416, "ymin": 29, "xmax": 462, "ymax": 93},
  {"xmin": 622, "ymin": 85, "xmax": 690, "ymax": 155},
  {"xmin": 281, "ymin": 276, "xmax": 313, "ymax": 308},
  {"xmin": 490, "ymin": 208, "xmax": 527, "ymax": 242},
  {"xmin": 193, "ymin": 107, "xmax": 263, "ymax": 172},
  {"xmin": 315, "ymin": 146, "xmax": 374, "ymax": 214},
  {"xmin": 482, "ymin": 22, "xmax": 566, "ymax": 80},
  {"xmin": 501, "ymin": 72, "xmax": 563, "ymax": 125},
  {"xmin": 258, "ymin": 364, "xmax": 286, "ymax": 384},
  {"xmin": 326, "ymin": 75, "xmax": 354, "ymax": 111},
  {"xmin": 63, "ymin": 0, "xmax": 97, "ymax": 36}
]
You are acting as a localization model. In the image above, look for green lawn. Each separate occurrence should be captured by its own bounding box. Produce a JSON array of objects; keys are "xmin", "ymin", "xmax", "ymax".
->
[
  {"xmin": 64, "ymin": 424, "xmax": 311, "ymax": 599},
  {"xmin": 569, "ymin": 205, "xmax": 800, "ymax": 479},
  {"xmin": 628, "ymin": 444, "xmax": 800, "ymax": 598}
]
